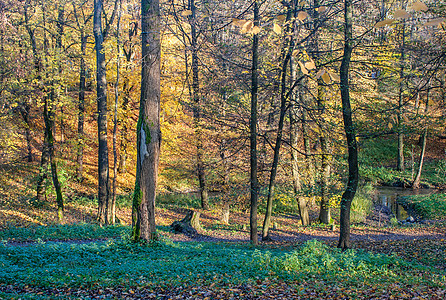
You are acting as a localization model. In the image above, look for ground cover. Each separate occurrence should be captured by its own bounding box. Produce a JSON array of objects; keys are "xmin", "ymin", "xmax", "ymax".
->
[{"xmin": 1, "ymin": 237, "xmax": 445, "ymax": 299}]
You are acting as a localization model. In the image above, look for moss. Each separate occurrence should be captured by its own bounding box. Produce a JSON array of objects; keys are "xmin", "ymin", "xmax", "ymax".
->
[{"xmin": 136, "ymin": 116, "xmax": 151, "ymax": 145}]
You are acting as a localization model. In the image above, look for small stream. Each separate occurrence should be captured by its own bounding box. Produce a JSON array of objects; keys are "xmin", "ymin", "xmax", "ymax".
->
[{"xmin": 374, "ymin": 186, "xmax": 436, "ymax": 220}]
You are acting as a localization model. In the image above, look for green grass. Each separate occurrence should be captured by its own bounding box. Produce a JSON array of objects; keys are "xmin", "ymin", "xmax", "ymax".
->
[
  {"xmin": 0, "ymin": 239, "xmax": 443, "ymax": 293},
  {"xmin": 398, "ymin": 193, "xmax": 446, "ymax": 219}
]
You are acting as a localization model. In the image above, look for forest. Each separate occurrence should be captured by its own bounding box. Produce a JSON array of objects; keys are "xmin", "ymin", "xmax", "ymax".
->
[{"xmin": 0, "ymin": 0, "xmax": 446, "ymax": 298}]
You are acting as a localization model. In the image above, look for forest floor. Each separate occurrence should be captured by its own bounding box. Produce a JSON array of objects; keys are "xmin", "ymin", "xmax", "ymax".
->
[{"xmin": 1, "ymin": 177, "xmax": 446, "ymax": 299}]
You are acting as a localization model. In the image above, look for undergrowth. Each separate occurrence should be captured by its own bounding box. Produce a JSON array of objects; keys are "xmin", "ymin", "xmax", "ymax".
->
[
  {"xmin": 0, "ymin": 239, "xmax": 443, "ymax": 292},
  {"xmin": 398, "ymin": 193, "xmax": 446, "ymax": 219}
]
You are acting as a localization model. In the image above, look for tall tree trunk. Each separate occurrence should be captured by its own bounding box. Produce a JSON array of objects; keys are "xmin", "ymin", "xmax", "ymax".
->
[
  {"xmin": 412, "ymin": 87, "xmax": 430, "ymax": 189},
  {"xmin": 132, "ymin": 0, "xmax": 160, "ymax": 242},
  {"xmin": 111, "ymin": 0, "xmax": 122, "ymax": 225},
  {"xmin": 397, "ymin": 2, "xmax": 406, "ymax": 172},
  {"xmin": 94, "ymin": 0, "xmax": 110, "ymax": 223},
  {"xmin": 338, "ymin": 0, "xmax": 358, "ymax": 250},
  {"xmin": 262, "ymin": 5, "xmax": 293, "ymax": 241},
  {"xmin": 189, "ymin": 0, "xmax": 209, "ymax": 210},
  {"xmin": 250, "ymin": 0, "xmax": 260, "ymax": 245},
  {"xmin": 312, "ymin": 0, "xmax": 330, "ymax": 224},
  {"xmin": 76, "ymin": 32, "xmax": 87, "ymax": 182}
]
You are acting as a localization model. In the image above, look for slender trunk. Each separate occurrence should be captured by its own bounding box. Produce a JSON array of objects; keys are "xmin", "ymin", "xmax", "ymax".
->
[
  {"xmin": 76, "ymin": 32, "xmax": 87, "ymax": 182},
  {"xmin": 312, "ymin": 0, "xmax": 330, "ymax": 223},
  {"xmin": 397, "ymin": 5, "xmax": 406, "ymax": 171},
  {"xmin": 94, "ymin": 0, "xmax": 110, "ymax": 223},
  {"xmin": 413, "ymin": 87, "xmax": 430, "ymax": 189},
  {"xmin": 20, "ymin": 104, "xmax": 33, "ymax": 162},
  {"xmin": 111, "ymin": 0, "xmax": 122, "ymax": 225},
  {"xmin": 118, "ymin": 80, "xmax": 130, "ymax": 173},
  {"xmin": 338, "ymin": 0, "xmax": 358, "ymax": 250},
  {"xmin": 250, "ymin": 0, "xmax": 260, "ymax": 245},
  {"xmin": 132, "ymin": 0, "xmax": 160, "ymax": 242},
  {"xmin": 189, "ymin": 0, "xmax": 209, "ymax": 210},
  {"xmin": 46, "ymin": 91, "xmax": 64, "ymax": 223},
  {"xmin": 318, "ymin": 135, "xmax": 331, "ymax": 223},
  {"xmin": 262, "ymin": 6, "xmax": 293, "ymax": 240}
]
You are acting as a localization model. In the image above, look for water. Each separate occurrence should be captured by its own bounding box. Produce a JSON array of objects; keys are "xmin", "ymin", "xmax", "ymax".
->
[{"xmin": 374, "ymin": 187, "xmax": 436, "ymax": 220}]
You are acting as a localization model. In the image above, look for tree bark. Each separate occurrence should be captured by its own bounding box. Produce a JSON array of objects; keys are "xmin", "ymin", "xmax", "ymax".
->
[
  {"xmin": 338, "ymin": 0, "xmax": 358, "ymax": 250},
  {"xmin": 413, "ymin": 86, "xmax": 430, "ymax": 189},
  {"xmin": 111, "ymin": 0, "xmax": 122, "ymax": 225},
  {"xmin": 76, "ymin": 32, "xmax": 87, "ymax": 182},
  {"xmin": 94, "ymin": 0, "xmax": 110, "ymax": 223},
  {"xmin": 132, "ymin": 0, "xmax": 160, "ymax": 242},
  {"xmin": 250, "ymin": 0, "xmax": 260, "ymax": 245},
  {"xmin": 313, "ymin": 0, "xmax": 330, "ymax": 224},
  {"xmin": 397, "ymin": 3, "xmax": 406, "ymax": 172}
]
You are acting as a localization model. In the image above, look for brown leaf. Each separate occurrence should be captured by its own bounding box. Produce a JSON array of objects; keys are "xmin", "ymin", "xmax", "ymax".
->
[
  {"xmin": 394, "ymin": 9, "xmax": 411, "ymax": 19},
  {"xmin": 298, "ymin": 11, "xmax": 308, "ymax": 21},
  {"xmin": 423, "ymin": 18, "xmax": 445, "ymax": 27},
  {"xmin": 411, "ymin": 1, "xmax": 428, "ymax": 12},
  {"xmin": 374, "ymin": 19, "xmax": 394, "ymax": 28}
]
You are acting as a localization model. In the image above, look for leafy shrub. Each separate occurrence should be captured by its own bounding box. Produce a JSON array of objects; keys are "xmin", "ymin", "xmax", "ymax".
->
[{"xmin": 399, "ymin": 193, "xmax": 446, "ymax": 219}]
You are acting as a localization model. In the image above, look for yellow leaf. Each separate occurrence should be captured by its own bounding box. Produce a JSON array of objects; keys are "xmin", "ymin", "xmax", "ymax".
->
[
  {"xmin": 298, "ymin": 61, "xmax": 309, "ymax": 75},
  {"xmin": 411, "ymin": 1, "xmax": 428, "ymax": 12},
  {"xmin": 374, "ymin": 19, "xmax": 394, "ymax": 28},
  {"xmin": 298, "ymin": 11, "xmax": 308, "ymax": 21},
  {"xmin": 316, "ymin": 69, "xmax": 325, "ymax": 79},
  {"xmin": 304, "ymin": 60, "xmax": 316, "ymax": 70},
  {"xmin": 251, "ymin": 26, "xmax": 261, "ymax": 34},
  {"xmin": 316, "ymin": 6, "xmax": 326, "ymax": 13},
  {"xmin": 273, "ymin": 23, "xmax": 282, "ymax": 35},
  {"xmin": 329, "ymin": 72, "xmax": 340, "ymax": 81},
  {"xmin": 292, "ymin": 49, "xmax": 299, "ymax": 56},
  {"xmin": 397, "ymin": 78, "xmax": 404, "ymax": 84},
  {"xmin": 299, "ymin": 0, "xmax": 307, "ymax": 6},
  {"xmin": 277, "ymin": 15, "xmax": 286, "ymax": 22},
  {"xmin": 394, "ymin": 9, "xmax": 411, "ymax": 19},
  {"xmin": 423, "ymin": 18, "xmax": 445, "ymax": 27},
  {"xmin": 322, "ymin": 72, "xmax": 331, "ymax": 84},
  {"xmin": 232, "ymin": 18, "xmax": 245, "ymax": 27},
  {"xmin": 181, "ymin": 10, "xmax": 192, "ymax": 17},
  {"xmin": 241, "ymin": 20, "xmax": 253, "ymax": 34},
  {"xmin": 388, "ymin": 122, "xmax": 393, "ymax": 129}
]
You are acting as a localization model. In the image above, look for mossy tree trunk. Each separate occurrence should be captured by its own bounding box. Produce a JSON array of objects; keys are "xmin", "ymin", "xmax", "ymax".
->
[{"xmin": 132, "ymin": 0, "xmax": 160, "ymax": 242}]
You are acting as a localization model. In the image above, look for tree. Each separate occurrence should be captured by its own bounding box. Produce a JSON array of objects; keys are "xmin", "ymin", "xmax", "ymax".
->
[
  {"xmin": 132, "ymin": 0, "xmax": 160, "ymax": 242},
  {"xmin": 338, "ymin": 0, "xmax": 358, "ymax": 250},
  {"xmin": 93, "ymin": 0, "xmax": 110, "ymax": 223},
  {"xmin": 250, "ymin": 0, "xmax": 260, "ymax": 245},
  {"xmin": 262, "ymin": 2, "xmax": 294, "ymax": 241}
]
